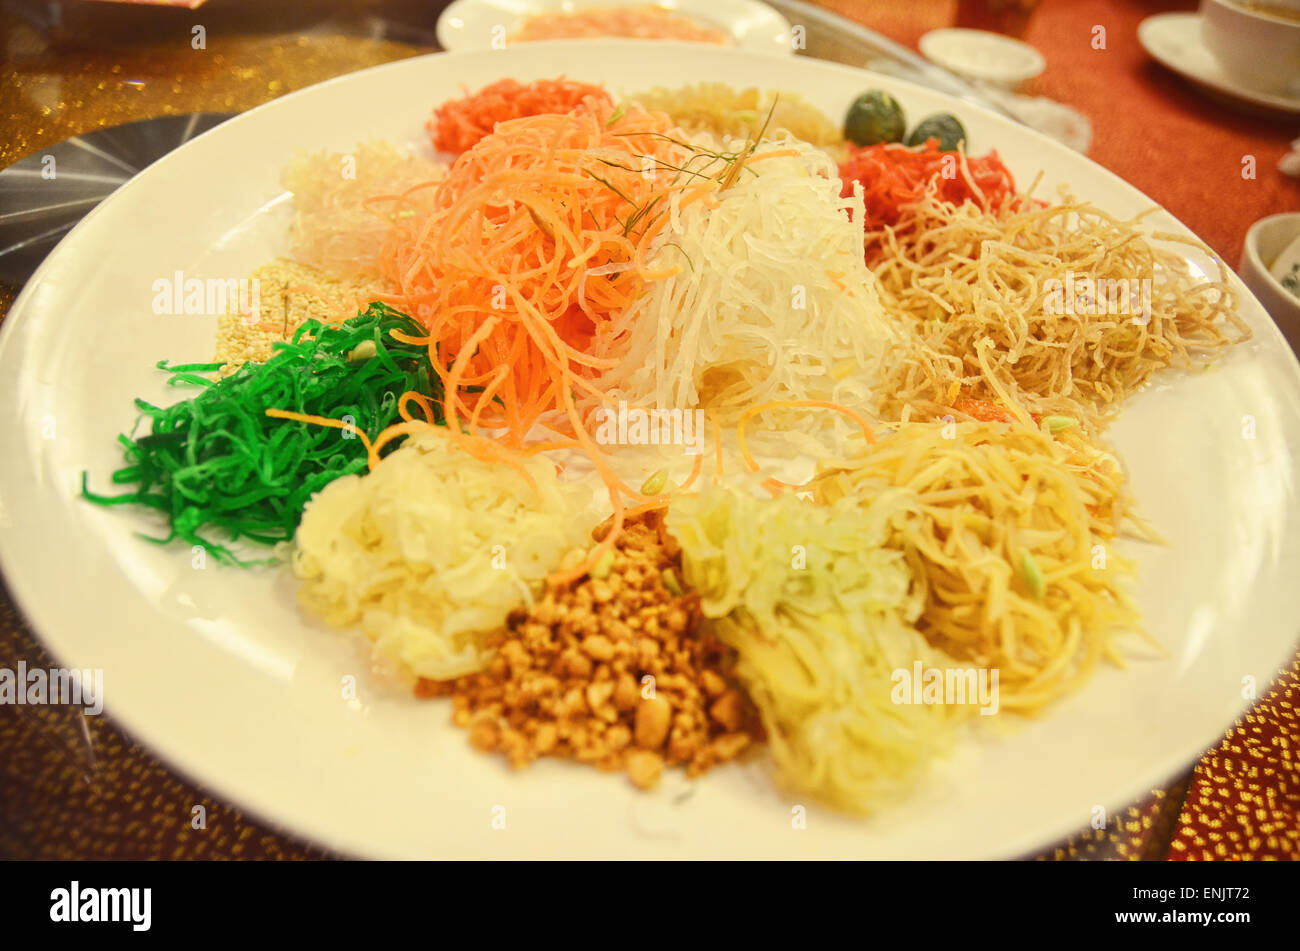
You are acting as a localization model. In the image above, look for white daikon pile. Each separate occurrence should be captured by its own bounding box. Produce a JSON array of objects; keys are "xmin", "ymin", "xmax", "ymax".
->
[{"xmin": 599, "ymin": 138, "xmax": 895, "ymax": 444}]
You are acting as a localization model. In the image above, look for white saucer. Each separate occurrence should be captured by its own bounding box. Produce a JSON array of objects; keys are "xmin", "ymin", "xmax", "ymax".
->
[
  {"xmin": 918, "ymin": 28, "xmax": 1045, "ymax": 88},
  {"xmin": 1139, "ymin": 11, "xmax": 1300, "ymax": 115}
]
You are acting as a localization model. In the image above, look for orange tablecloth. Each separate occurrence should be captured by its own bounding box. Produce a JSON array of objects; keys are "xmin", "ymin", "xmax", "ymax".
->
[{"xmin": 821, "ymin": 0, "xmax": 1300, "ymax": 261}]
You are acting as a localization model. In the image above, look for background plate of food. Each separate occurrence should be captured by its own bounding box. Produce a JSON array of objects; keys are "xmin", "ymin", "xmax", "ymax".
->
[
  {"xmin": 1, "ymin": 40, "xmax": 1298, "ymax": 859},
  {"xmin": 436, "ymin": 0, "xmax": 792, "ymax": 55}
]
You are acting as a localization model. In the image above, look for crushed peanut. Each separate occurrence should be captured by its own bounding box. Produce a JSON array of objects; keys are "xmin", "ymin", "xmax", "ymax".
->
[
  {"xmin": 212, "ymin": 259, "xmax": 385, "ymax": 374},
  {"xmin": 418, "ymin": 511, "xmax": 762, "ymax": 790}
]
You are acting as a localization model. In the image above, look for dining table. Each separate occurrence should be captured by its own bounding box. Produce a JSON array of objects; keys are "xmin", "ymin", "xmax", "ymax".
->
[{"xmin": 1, "ymin": 0, "xmax": 1297, "ymax": 860}]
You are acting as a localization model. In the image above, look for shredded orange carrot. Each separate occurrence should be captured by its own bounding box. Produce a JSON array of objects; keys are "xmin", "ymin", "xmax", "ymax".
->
[
  {"xmin": 838, "ymin": 140, "xmax": 1022, "ymax": 261},
  {"xmin": 265, "ymin": 408, "xmax": 374, "ymax": 454},
  {"xmin": 383, "ymin": 101, "xmax": 691, "ymax": 446},
  {"xmin": 427, "ymin": 78, "xmax": 613, "ymax": 154},
  {"xmin": 398, "ymin": 391, "xmax": 439, "ymax": 425},
  {"xmin": 679, "ymin": 450, "xmax": 705, "ymax": 493}
]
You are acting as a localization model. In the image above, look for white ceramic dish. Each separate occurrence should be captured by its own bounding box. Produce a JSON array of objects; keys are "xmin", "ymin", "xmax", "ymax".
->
[
  {"xmin": 918, "ymin": 27, "xmax": 1045, "ymax": 87},
  {"xmin": 1240, "ymin": 212, "xmax": 1300, "ymax": 350},
  {"xmin": 2, "ymin": 42, "xmax": 1299, "ymax": 859},
  {"xmin": 1139, "ymin": 11, "xmax": 1300, "ymax": 115},
  {"xmin": 436, "ymin": 0, "xmax": 791, "ymax": 55}
]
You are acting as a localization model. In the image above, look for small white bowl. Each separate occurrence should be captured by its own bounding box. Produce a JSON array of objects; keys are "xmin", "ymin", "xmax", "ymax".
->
[
  {"xmin": 1201, "ymin": 0, "xmax": 1300, "ymax": 96},
  {"xmin": 918, "ymin": 28, "xmax": 1046, "ymax": 88},
  {"xmin": 1240, "ymin": 212, "xmax": 1300, "ymax": 351}
]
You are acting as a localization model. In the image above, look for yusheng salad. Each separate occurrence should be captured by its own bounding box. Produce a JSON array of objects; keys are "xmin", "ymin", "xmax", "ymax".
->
[{"xmin": 84, "ymin": 77, "xmax": 1249, "ymax": 813}]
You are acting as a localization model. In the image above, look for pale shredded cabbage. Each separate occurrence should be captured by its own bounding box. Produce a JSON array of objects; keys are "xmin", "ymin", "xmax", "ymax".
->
[
  {"xmin": 667, "ymin": 485, "xmax": 969, "ymax": 813},
  {"xmin": 293, "ymin": 426, "xmax": 589, "ymax": 682},
  {"xmin": 599, "ymin": 139, "xmax": 894, "ymax": 430}
]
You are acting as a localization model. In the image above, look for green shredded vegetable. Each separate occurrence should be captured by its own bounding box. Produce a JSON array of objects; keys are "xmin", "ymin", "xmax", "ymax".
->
[
  {"xmin": 667, "ymin": 486, "xmax": 967, "ymax": 813},
  {"xmin": 1042, "ymin": 415, "xmax": 1077, "ymax": 434},
  {"xmin": 640, "ymin": 467, "xmax": 670, "ymax": 496},
  {"xmin": 82, "ymin": 302, "xmax": 443, "ymax": 565},
  {"xmin": 1019, "ymin": 550, "xmax": 1046, "ymax": 600}
]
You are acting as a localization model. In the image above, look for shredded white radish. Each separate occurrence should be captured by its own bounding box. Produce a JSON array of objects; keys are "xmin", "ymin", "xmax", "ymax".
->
[{"xmin": 598, "ymin": 138, "xmax": 895, "ymax": 428}]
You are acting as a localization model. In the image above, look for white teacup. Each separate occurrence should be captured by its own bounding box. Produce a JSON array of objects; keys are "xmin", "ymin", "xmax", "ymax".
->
[{"xmin": 1201, "ymin": 0, "xmax": 1300, "ymax": 95}]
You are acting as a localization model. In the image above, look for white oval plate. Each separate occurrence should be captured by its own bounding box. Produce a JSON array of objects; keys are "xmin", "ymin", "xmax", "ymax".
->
[
  {"xmin": 437, "ymin": 0, "xmax": 792, "ymax": 55},
  {"xmin": 2, "ymin": 41, "xmax": 1299, "ymax": 859}
]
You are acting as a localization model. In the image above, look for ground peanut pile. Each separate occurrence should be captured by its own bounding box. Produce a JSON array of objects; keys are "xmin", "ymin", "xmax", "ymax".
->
[
  {"xmin": 418, "ymin": 511, "xmax": 762, "ymax": 790},
  {"xmin": 212, "ymin": 259, "xmax": 384, "ymax": 374}
]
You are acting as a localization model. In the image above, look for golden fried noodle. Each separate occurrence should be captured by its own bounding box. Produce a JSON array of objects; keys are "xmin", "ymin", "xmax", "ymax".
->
[{"xmin": 873, "ymin": 194, "xmax": 1250, "ymax": 430}]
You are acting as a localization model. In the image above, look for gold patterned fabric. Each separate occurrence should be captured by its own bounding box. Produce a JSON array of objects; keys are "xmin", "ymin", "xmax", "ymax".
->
[
  {"xmin": 1170, "ymin": 654, "xmax": 1299, "ymax": 860},
  {"xmin": 1, "ymin": 17, "xmax": 424, "ymax": 169}
]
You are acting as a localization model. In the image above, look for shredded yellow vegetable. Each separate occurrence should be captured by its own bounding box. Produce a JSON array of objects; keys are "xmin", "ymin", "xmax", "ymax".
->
[{"xmin": 813, "ymin": 420, "xmax": 1156, "ymax": 711}]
